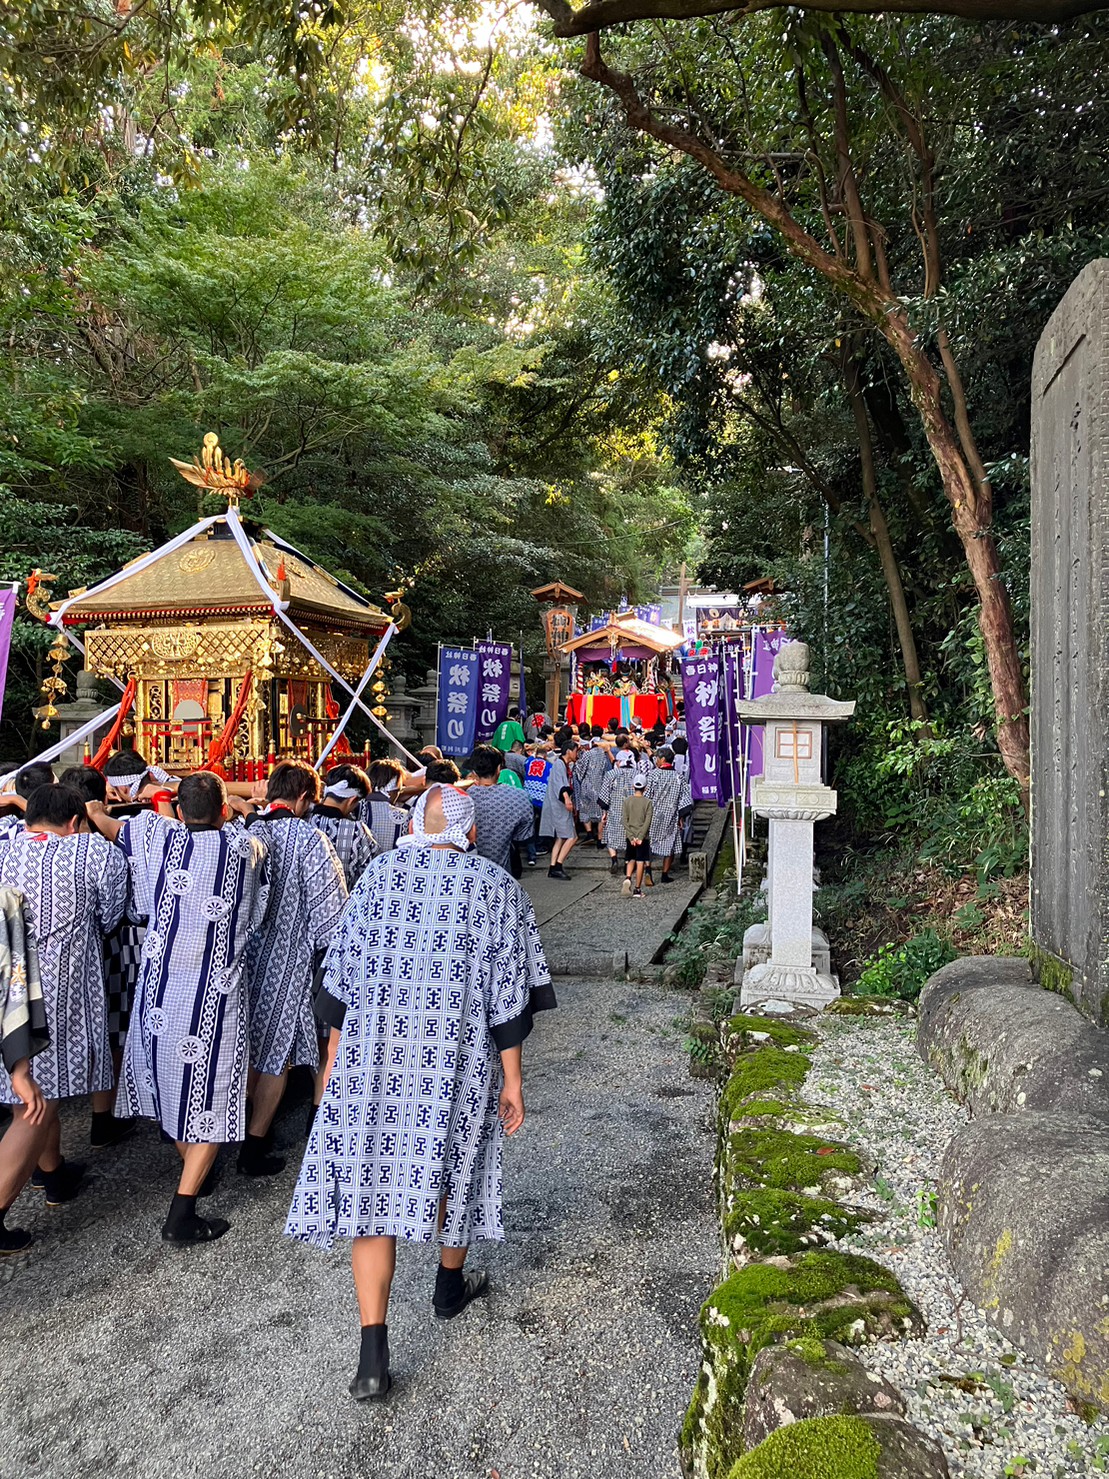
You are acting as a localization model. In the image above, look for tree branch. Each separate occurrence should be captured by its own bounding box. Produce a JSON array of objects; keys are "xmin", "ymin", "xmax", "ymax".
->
[{"xmin": 534, "ymin": 0, "xmax": 1104, "ymax": 37}]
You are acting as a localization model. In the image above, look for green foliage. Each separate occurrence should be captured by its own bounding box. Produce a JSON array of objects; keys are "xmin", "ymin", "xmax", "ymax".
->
[
  {"xmin": 720, "ymin": 1127, "xmax": 862, "ymax": 1194},
  {"xmin": 719, "ymin": 1048, "xmax": 812, "ymax": 1127},
  {"xmin": 854, "ymin": 930, "xmax": 958, "ymax": 1003},
  {"xmin": 724, "ymin": 1189, "xmax": 872, "ymax": 1260},
  {"xmin": 666, "ymin": 882, "xmax": 766, "ymax": 988}
]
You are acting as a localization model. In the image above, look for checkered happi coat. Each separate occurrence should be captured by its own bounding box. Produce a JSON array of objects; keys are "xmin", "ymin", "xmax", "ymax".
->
[{"xmin": 284, "ymin": 845, "xmax": 552, "ymax": 1249}]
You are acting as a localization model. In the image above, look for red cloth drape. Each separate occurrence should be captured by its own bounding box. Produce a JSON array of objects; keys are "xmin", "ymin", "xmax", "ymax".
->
[
  {"xmin": 324, "ymin": 685, "xmax": 352, "ymax": 758},
  {"xmin": 90, "ymin": 677, "xmax": 137, "ymax": 771},
  {"xmin": 202, "ymin": 670, "xmax": 253, "ymax": 777}
]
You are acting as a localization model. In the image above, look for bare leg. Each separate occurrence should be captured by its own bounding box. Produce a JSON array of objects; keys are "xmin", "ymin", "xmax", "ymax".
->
[
  {"xmin": 248, "ymin": 1069, "xmax": 288, "ymax": 1137},
  {"xmin": 36, "ymin": 1111, "xmax": 62, "ymax": 1174},
  {"xmin": 0, "ymin": 1102, "xmax": 55, "ymax": 1208},
  {"xmin": 635, "ymin": 860, "xmax": 646, "ymax": 890},
  {"xmin": 352, "ymin": 1236, "xmax": 397, "ymax": 1325},
  {"xmin": 90, "ymin": 1090, "xmax": 113, "ymax": 1114},
  {"xmin": 175, "ymin": 1142, "xmax": 219, "ymax": 1196},
  {"xmin": 440, "ymin": 1244, "xmax": 468, "ymax": 1270}
]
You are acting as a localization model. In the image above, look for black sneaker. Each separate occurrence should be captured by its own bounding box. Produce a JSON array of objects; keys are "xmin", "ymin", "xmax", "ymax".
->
[
  {"xmin": 659, "ymin": 873, "xmax": 675, "ymax": 884},
  {"xmin": 236, "ymin": 1142, "xmax": 286, "ymax": 1178},
  {"xmin": 161, "ymin": 1212, "xmax": 231, "ymax": 1245}
]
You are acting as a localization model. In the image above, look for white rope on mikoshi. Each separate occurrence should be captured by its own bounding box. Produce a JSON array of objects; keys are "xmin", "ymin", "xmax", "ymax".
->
[
  {"xmin": 313, "ymin": 621, "xmax": 397, "ymax": 772},
  {"xmin": 223, "ymin": 507, "xmax": 420, "ymax": 767}
]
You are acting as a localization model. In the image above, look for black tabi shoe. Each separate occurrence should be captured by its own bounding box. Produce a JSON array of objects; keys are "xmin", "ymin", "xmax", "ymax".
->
[
  {"xmin": 0, "ymin": 1218, "xmax": 32, "ymax": 1254},
  {"xmin": 90, "ymin": 1112, "xmax": 134, "ymax": 1149},
  {"xmin": 38, "ymin": 1161, "xmax": 87, "ymax": 1207},
  {"xmin": 433, "ymin": 1268, "xmax": 489, "ymax": 1320},
  {"xmin": 659, "ymin": 873, "xmax": 675, "ymax": 884},
  {"xmin": 609, "ymin": 859, "xmax": 621, "ymax": 875},
  {"xmin": 236, "ymin": 1135, "xmax": 286, "ymax": 1178},
  {"xmin": 161, "ymin": 1212, "xmax": 231, "ymax": 1245},
  {"xmin": 350, "ymin": 1325, "xmax": 392, "ymax": 1402}
]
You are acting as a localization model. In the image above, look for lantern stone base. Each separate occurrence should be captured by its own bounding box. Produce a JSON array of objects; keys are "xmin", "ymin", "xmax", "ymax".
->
[
  {"xmin": 738, "ymin": 961, "xmax": 841, "ymax": 1013},
  {"xmin": 742, "ymin": 922, "xmax": 831, "ymax": 976}
]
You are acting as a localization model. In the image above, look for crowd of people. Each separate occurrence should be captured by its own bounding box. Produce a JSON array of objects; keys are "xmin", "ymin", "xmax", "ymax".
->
[{"xmin": 0, "ymin": 699, "xmax": 688, "ymax": 1397}]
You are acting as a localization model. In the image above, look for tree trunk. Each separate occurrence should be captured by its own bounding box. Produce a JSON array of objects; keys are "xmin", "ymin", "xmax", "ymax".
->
[
  {"xmin": 887, "ymin": 318, "xmax": 1030, "ymax": 790},
  {"xmin": 843, "ymin": 353, "xmax": 928, "ymax": 724}
]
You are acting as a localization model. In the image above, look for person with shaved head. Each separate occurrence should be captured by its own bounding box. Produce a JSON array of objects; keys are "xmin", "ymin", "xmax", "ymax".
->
[{"xmin": 285, "ymin": 782, "xmax": 555, "ymax": 1401}]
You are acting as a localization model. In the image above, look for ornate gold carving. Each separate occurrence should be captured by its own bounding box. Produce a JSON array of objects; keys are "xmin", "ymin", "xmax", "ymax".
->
[
  {"xmin": 178, "ymin": 547, "xmax": 217, "ymax": 576},
  {"xmin": 151, "ymin": 629, "xmax": 201, "ymax": 660}
]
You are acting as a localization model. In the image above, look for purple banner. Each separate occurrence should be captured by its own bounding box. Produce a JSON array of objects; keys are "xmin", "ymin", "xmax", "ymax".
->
[
  {"xmin": 719, "ymin": 646, "xmax": 745, "ymax": 806},
  {"xmin": 475, "ymin": 642, "xmax": 512, "ymax": 743},
  {"xmin": 682, "ymin": 655, "xmax": 721, "ymax": 802},
  {"xmin": 0, "ymin": 587, "xmax": 15, "ymax": 726},
  {"xmin": 744, "ymin": 631, "xmax": 789, "ymax": 795}
]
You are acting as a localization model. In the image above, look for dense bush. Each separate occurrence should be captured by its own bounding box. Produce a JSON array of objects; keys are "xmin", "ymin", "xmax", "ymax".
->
[{"xmin": 853, "ymin": 929, "xmax": 958, "ymax": 1003}]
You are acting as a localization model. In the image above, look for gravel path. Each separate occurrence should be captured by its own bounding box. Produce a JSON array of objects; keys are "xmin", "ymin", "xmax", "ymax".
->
[
  {"xmin": 0, "ymin": 976, "xmax": 719, "ymax": 1479},
  {"xmin": 807, "ymin": 1015, "xmax": 1109, "ymax": 1479}
]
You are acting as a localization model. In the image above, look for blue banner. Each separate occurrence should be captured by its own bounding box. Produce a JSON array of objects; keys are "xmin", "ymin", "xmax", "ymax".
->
[{"xmin": 436, "ymin": 646, "xmax": 480, "ymax": 758}]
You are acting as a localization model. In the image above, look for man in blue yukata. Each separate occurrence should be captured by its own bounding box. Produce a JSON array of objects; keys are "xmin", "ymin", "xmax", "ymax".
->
[{"xmin": 285, "ymin": 783, "xmax": 555, "ymax": 1400}]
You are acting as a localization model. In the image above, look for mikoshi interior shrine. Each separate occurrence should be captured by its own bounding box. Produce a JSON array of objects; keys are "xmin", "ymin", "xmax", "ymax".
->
[
  {"xmin": 45, "ymin": 436, "xmax": 396, "ymax": 778},
  {"xmin": 560, "ymin": 610, "xmax": 684, "ymax": 729}
]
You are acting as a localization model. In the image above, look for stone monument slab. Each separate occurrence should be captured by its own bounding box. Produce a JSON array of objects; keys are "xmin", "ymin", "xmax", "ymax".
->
[{"xmin": 1030, "ymin": 258, "xmax": 1109, "ymax": 1026}]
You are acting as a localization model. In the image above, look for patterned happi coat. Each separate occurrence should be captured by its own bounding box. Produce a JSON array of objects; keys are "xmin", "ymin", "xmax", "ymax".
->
[
  {"xmin": 572, "ymin": 744, "xmax": 612, "ymax": 824},
  {"xmin": 597, "ymin": 767, "xmax": 641, "ymax": 853},
  {"xmin": 284, "ymin": 845, "xmax": 554, "ymax": 1249},
  {"xmin": 310, "ymin": 805, "xmax": 378, "ymax": 888},
  {"xmin": 645, "ymin": 767, "xmax": 694, "ymax": 857},
  {"xmin": 115, "ymin": 811, "xmax": 267, "ymax": 1142},
  {"xmin": 245, "ymin": 812, "xmax": 347, "ymax": 1075},
  {"xmin": 0, "ymin": 831, "xmax": 127, "ymax": 1103},
  {"xmin": 361, "ymin": 795, "xmax": 411, "ymax": 853}
]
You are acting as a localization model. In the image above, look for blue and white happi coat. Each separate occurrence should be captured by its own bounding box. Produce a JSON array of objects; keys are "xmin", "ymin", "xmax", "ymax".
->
[
  {"xmin": 645, "ymin": 767, "xmax": 694, "ymax": 857},
  {"xmin": 361, "ymin": 794, "xmax": 410, "ymax": 853},
  {"xmin": 284, "ymin": 845, "xmax": 554, "ymax": 1250},
  {"xmin": 245, "ymin": 812, "xmax": 347, "ymax": 1075},
  {"xmin": 309, "ymin": 805, "xmax": 378, "ymax": 888},
  {"xmin": 572, "ymin": 744, "xmax": 612, "ymax": 823},
  {"xmin": 470, "ymin": 784, "xmax": 535, "ymax": 872},
  {"xmin": 597, "ymin": 767, "xmax": 641, "ymax": 853},
  {"xmin": 115, "ymin": 811, "xmax": 267, "ymax": 1142},
  {"xmin": 0, "ymin": 831, "xmax": 127, "ymax": 1103}
]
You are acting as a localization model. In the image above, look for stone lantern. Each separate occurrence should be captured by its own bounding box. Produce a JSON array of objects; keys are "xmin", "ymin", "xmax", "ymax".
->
[{"xmin": 736, "ymin": 641, "xmax": 855, "ymax": 1012}]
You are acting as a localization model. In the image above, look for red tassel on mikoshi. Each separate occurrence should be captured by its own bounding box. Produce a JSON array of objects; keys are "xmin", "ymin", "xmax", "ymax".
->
[{"xmin": 202, "ymin": 670, "xmax": 254, "ymax": 777}]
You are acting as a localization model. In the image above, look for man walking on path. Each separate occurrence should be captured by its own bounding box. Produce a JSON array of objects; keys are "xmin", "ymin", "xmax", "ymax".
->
[
  {"xmin": 598, "ymin": 750, "xmax": 639, "ymax": 876},
  {"xmin": 361, "ymin": 759, "xmax": 413, "ymax": 853},
  {"xmin": 97, "ymin": 773, "xmax": 268, "ymax": 1245},
  {"xmin": 572, "ymin": 736, "xmax": 611, "ymax": 849},
  {"xmin": 0, "ymin": 785, "xmax": 127, "ymax": 1213},
  {"xmin": 244, "ymin": 761, "xmax": 347, "ymax": 1175},
  {"xmin": 646, "ymin": 748, "xmax": 694, "ymax": 884},
  {"xmin": 621, "ymin": 776, "xmax": 653, "ymax": 898},
  {"xmin": 285, "ymin": 784, "xmax": 555, "ymax": 1401},
  {"xmin": 539, "ymin": 741, "xmax": 578, "ymax": 880},
  {"xmin": 468, "ymin": 745, "xmax": 535, "ymax": 874}
]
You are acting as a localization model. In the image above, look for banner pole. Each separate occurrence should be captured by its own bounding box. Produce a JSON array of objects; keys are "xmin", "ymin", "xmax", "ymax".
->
[{"xmin": 434, "ymin": 643, "xmax": 442, "ymax": 751}]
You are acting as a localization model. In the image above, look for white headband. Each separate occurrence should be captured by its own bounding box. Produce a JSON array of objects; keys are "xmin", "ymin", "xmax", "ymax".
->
[{"xmin": 324, "ymin": 780, "xmax": 362, "ymax": 801}]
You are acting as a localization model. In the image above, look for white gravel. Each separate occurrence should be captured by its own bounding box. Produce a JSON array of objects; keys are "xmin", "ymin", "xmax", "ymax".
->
[{"xmin": 805, "ymin": 1014, "xmax": 1109, "ymax": 1479}]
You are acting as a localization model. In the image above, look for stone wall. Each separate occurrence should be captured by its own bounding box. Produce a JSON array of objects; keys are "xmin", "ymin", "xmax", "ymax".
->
[{"xmin": 1030, "ymin": 258, "xmax": 1109, "ymax": 1026}]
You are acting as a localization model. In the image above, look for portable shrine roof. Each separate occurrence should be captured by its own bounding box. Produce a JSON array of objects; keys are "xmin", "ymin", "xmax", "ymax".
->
[
  {"xmin": 531, "ymin": 581, "xmax": 585, "ymax": 604},
  {"xmin": 560, "ymin": 612, "xmax": 684, "ymax": 657},
  {"xmin": 56, "ymin": 517, "xmax": 389, "ymax": 635}
]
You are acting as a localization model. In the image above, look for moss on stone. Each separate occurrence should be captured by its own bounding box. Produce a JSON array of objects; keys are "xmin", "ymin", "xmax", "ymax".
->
[
  {"xmin": 721, "ymin": 1127, "xmax": 863, "ymax": 1196},
  {"xmin": 724, "ymin": 1188, "xmax": 872, "ymax": 1259},
  {"xmin": 726, "ymin": 1415, "xmax": 882, "ymax": 1479},
  {"xmin": 723, "ymin": 1013, "xmax": 816, "ymax": 1053},
  {"xmin": 1028, "ymin": 938, "xmax": 1076, "ymax": 1005},
  {"xmin": 681, "ymin": 1252, "xmax": 922, "ymax": 1479},
  {"xmin": 824, "ymin": 998, "xmax": 900, "ymax": 1017},
  {"xmin": 719, "ymin": 1048, "xmax": 812, "ymax": 1128}
]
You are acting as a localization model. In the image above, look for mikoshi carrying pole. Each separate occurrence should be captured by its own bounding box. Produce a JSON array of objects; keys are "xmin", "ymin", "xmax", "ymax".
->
[{"xmin": 313, "ymin": 622, "xmax": 397, "ymax": 771}]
